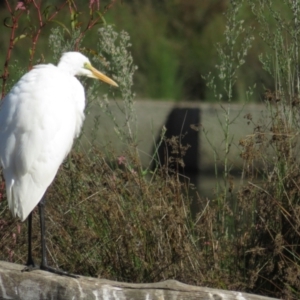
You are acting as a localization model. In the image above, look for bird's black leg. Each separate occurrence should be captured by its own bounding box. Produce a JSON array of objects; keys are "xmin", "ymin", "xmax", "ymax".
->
[
  {"xmin": 22, "ymin": 212, "xmax": 38, "ymax": 272},
  {"xmin": 39, "ymin": 196, "xmax": 48, "ymax": 268},
  {"xmin": 22, "ymin": 196, "xmax": 78, "ymax": 278},
  {"xmin": 38, "ymin": 196, "xmax": 79, "ymax": 278}
]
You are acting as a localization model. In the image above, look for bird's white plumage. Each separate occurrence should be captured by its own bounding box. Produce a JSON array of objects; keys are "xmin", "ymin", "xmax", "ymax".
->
[{"xmin": 0, "ymin": 52, "xmax": 111, "ymax": 222}]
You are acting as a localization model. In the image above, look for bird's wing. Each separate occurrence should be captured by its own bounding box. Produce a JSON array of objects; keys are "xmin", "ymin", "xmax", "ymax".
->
[{"xmin": 0, "ymin": 64, "xmax": 85, "ymax": 221}]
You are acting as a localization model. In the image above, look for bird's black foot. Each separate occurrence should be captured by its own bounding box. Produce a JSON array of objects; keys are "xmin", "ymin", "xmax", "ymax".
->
[
  {"xmin": 22, "ymin": 257, "xmax": 39, "ymax": 272},
  {"xmin": 22, "ymin": 259, "xmax": 79, "ymax": 278},
  {"xmin": 40, "ymin": 264, "xmax": 79, "ymax": 278},
  {"xmin": 22, "ymin": 264, "xmax": 39, "ymax": 272}
]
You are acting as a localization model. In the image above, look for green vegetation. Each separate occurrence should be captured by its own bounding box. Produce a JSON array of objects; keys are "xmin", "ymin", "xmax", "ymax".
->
[
  {"xmin": 0, "ymin": 1, "xmax": 300, "ymax": 299},
  {"xmin": 0, "ymin": 0, "xmax": 294, "ymax": 102}
]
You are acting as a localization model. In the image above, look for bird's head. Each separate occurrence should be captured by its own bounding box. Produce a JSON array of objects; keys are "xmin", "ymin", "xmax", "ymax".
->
[{"xmin": 57, "ymin": 52, "xmax": 118, "ymax": 87}]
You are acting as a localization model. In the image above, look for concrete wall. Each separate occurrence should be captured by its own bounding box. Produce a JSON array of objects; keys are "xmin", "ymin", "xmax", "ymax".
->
[{"xmin": 81, "ymin": 100, "xmax": 267, "ymax": 173}]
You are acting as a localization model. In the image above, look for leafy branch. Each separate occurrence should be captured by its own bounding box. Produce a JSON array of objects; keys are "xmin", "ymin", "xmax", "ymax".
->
[{"xmin": 0, "ymin": 0, "xmax": 119, "ymax": 99}]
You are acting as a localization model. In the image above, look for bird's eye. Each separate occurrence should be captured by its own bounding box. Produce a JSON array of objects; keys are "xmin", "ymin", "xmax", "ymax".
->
[{"xmin": 84, "ymin": 62, "xmax": 90, "ymax": 70}]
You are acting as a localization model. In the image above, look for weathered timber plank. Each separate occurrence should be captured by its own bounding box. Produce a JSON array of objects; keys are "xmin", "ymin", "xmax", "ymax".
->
[{"xmin": 0, "ymin": 261, "xmax": 279, "ymax": 300}]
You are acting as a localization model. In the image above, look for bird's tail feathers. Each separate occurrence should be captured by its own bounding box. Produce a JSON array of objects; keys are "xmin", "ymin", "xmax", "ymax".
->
[{"xmin": 6, "ymin": 173, "xmax": 45, "ymax": 222}]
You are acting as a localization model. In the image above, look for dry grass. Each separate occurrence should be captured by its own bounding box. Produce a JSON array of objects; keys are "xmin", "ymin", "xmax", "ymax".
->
[
  {"xmin": 1, "ymin": 1, "xmax": 300, "ymax": 299},
  {"xmin": 1, "ymin": 103, "xmax": 300, "ymax": 298}
]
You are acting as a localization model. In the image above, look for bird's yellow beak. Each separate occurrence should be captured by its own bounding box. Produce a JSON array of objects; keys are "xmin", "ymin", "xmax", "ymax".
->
[{"xmin": 86, "ymin": 64, "xmax": 118, "ymax": 87}]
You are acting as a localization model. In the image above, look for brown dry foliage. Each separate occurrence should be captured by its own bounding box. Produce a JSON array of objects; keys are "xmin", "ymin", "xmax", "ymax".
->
[
  {"xmin": 236, "ymin": 91, "xmax": 300, "ymax": 299},
  {"xmin": 0, "ymin": 147, "xmax": 212, "ymax": 285},
  {"xmin": 1, "ymin": 94, "xmax": 300, "ymax": 298}
]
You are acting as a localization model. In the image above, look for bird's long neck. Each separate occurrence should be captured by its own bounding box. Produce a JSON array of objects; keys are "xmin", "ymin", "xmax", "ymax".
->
[{"xmin": 57, "ymin": 60, "xmax": 77, "ymax": 76}]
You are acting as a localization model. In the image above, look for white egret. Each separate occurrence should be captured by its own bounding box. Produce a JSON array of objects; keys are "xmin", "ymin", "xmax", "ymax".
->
[{"xmin": 0, "ymin": 52, "xmax": 118, "ymax": 277}]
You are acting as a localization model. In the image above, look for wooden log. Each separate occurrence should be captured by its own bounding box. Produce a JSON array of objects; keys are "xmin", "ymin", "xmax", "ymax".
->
[{"xmin": 0, "ymin": 261, "xmax": 279, "ymax": 300}]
